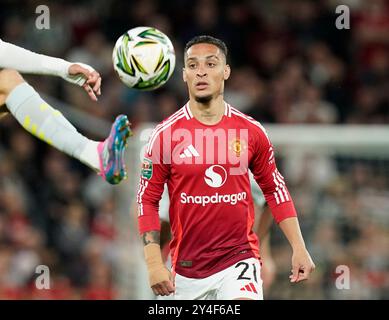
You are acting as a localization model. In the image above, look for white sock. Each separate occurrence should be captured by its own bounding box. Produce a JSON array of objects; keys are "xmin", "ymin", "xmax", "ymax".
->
[
  {"xmin": 79, "ymin": 140, "xmax": 100, "ymax": 171},
  {"xmin": 6, "ymin": 82, "xmax": 100, "ymax": 171}
]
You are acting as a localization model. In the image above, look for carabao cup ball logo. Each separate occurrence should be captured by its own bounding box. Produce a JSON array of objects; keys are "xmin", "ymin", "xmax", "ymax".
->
[{"xmin": 204, "ymin": 165, "xmax": 227, "ymax": 188}]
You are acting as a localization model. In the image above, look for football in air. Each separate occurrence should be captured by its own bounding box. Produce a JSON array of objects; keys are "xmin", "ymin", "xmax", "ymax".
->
[{"xmin": 112, "ymin": 26, "xmax": 176, "ymax": 90}]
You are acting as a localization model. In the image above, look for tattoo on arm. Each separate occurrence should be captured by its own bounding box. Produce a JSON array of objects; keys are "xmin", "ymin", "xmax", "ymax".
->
[{"xmin": 142, "ymin": 231, "xmax": 160, "ymax": 246}]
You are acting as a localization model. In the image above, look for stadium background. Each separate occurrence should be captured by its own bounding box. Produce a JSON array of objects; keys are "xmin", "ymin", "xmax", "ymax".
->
[{"xmin": 0, "ymin": 0, "xmax": 388, "ymax": 299}]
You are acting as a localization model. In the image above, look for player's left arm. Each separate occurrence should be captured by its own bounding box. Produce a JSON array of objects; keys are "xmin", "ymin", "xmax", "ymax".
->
[
  {"xmin": 250, "ymin": 125, "xmax": 315, "ymax": 283},
  {"xmin": 278, "ymin": 217, "xmax": 315, "ymax": 283},
  {"xmin": 0, "ymin": 39, "xmax": 101, "ymax": 101}
]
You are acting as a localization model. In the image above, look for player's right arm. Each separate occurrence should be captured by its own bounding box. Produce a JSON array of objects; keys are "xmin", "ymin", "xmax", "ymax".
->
[
  {"xmin": 0, "ymin": 38, "xmax": 100, "ymax": 101},
  {"xmin": 137, "ymin": 130, "xmax": 174, "ymax": 296},
  {"xmin": 141, "ymin": 230, "xmax": 174, "ymax": 296}
]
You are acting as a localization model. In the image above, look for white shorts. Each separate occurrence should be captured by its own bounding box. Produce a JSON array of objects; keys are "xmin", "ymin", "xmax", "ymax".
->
[{"xmin": 174, "ymin": 257, "xmax": 263, "ymax": 300}]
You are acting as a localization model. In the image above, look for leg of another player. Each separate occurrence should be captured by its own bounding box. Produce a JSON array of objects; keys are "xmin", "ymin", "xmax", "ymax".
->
[
  {"xmin": 0, "ymin": 69, "xmax": 132, "ymax": 184},
  {"xmin": 0, "ymin": 73, "xmax": 9, "ymax": 119}
]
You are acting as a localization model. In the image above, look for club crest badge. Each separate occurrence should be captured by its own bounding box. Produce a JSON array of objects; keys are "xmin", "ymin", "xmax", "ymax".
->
[{"xmin": 229, "ymin": 138, "xmax": 247, "ymax": 157}]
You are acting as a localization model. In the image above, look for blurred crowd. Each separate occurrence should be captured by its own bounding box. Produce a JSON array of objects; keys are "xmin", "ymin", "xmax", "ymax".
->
[
  {"xmin": 1, "ymin": 0, "xmax": 388, "ymax": 125},
  {"xmin": 268, "ymin": 156, "xmax": 389, "ymax": 299},
  {"xmin": 0, "ymin": 0, "xmax": 388, "ymax": 299},
  {"xmin": 0, "ymin": 120, "xmax": 119, "ymax": 298}
]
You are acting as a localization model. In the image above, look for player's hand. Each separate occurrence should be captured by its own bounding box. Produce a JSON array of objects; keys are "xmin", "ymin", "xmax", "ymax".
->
[
  {"xmin": 150, "ymin": 268, "xmax": 175, "ymax": 296},
  {"xmin": 152, "ymin": 279, "xmax": 175, "ymax": 296},
  {"xmin": 67, "ymin": 63, "xmax": 102, "ymax": 101},
  {"xmin": 289, "ymin": 247, "xmax": 315, "ymax": 283}
]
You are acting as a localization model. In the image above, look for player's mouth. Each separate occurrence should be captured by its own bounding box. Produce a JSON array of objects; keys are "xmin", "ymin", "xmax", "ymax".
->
[{"xmin": 195, "ymin": 81, "xmax": 209, "ymax": 90}]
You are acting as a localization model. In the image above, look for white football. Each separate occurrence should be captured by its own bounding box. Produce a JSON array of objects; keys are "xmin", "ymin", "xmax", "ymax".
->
[{"xmin": 112, "ymin": 26, "xmax": 176, "ymax": 90}]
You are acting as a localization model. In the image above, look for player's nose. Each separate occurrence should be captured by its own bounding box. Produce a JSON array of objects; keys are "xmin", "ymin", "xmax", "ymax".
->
[{"xmin": 196, "ymin": 65, "xmax": 207, "ymax": 77}]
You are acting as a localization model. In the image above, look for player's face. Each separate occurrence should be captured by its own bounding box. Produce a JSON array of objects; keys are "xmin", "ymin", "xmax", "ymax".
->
[{"xmin": 183, "ymin": 43, "xmax": 230, "ymax": 103}]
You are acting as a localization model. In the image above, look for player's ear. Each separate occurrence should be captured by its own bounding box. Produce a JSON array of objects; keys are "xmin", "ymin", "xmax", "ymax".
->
[
  {"xmin": 224, "ymin": 64, "xmax": 231, "ymax": 80},
  {"xmin": 183, "ymin": 68, "xmax": 187, "ymax": 83}
]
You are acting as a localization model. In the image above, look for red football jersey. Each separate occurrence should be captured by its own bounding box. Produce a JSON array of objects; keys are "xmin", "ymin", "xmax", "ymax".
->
[{"xmin": 137, "ymin": 102, "xmax": 297, "ymax": 278}]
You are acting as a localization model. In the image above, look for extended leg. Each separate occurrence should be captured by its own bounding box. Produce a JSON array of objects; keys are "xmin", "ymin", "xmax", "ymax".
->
[{"xmin": 0, "ymin": 69, "xmax": 131, "ymax": 184}]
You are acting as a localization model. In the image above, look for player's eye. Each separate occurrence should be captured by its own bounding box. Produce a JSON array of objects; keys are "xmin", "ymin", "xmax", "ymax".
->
[
  {"xmin": 207, "ymin": 62, "xmax": 216, "ymax": 67},
  {"xmin": 188, "ymin": 63, "xmax": 196, "ymax": 69}
]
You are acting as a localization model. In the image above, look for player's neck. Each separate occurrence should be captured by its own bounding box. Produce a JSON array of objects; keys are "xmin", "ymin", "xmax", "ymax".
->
[{"xmin": 189, "ymin": 96, "xmax": 225, "ymax": 125}]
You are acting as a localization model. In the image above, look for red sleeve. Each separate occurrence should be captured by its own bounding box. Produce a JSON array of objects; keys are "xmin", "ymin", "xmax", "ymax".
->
[
  {"xmin": 249, "ymin": 126, "xmax": 297, "ymax": 224},
  {"xmin": 137, "ymin": 129, "xmax": 170, "ymax": 234}
]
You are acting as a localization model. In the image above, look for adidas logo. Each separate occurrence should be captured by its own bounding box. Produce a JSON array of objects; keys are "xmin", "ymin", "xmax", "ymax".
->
[
  {"xmin": 240, "ymin": 282, "xmax": 258, "ymax": 294},
  {"xmin": 179, "ymin": 144, "xmax": 200, "ymax": 159}
]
